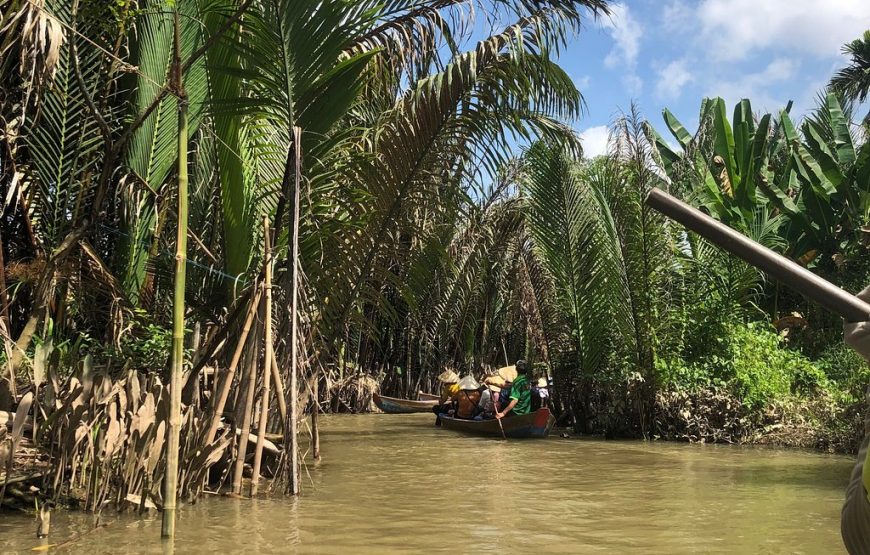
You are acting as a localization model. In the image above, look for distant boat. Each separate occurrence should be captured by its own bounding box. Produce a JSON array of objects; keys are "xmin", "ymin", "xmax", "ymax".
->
[
  {"xmin": 416, "ymin": 391, "xmax": 439, "ymax": 401},
  {"xmin": 438, "ymin": 408, "xmax": 555, "ymax": 439},
  {"xmin": 373, "ymin": 393, "xmax": 438, "ymax": 414}
]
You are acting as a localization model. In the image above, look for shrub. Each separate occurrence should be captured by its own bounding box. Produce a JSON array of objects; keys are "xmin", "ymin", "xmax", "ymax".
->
[{"xmin": 657, "ymin": 321, "xmax": 828, "ymax": 410}]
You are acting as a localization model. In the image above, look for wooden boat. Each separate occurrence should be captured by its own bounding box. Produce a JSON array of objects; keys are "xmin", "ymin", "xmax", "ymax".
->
[
  {"xmin": 373, "ymin": 393, "xmax": 437, "ymax": 414},
  {"xmin": 438, "ymin": 408, "xmax": 555, "ymax": 439},
  {"xmin": 417, "ymin": 391, "xmax": 439, "ymax": 401}
]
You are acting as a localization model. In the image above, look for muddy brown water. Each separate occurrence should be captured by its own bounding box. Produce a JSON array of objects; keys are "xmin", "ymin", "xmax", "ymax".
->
[{"xmin": 0, "ymin": 413, "xmax": 854, "ymax": 553}]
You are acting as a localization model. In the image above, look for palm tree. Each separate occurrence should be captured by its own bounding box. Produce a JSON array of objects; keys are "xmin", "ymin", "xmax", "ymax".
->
[{"xmin": 830, "ymin": 30, "xmax": 870, "ymax": 121}]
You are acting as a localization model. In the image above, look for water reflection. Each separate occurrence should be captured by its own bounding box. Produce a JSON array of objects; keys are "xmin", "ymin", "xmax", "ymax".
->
[{"xmin": 0, "ymin": 414, "xmax": 852, "ymax": 553}]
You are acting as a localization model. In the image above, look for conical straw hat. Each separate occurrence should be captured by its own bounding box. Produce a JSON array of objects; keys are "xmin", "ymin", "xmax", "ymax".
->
[
  {"xmin": 497, "ymin": 365, "xmax": 517, "ymax": 383},
  {"xmin": 537, "ymin": 377, "xmax": 548, "ymax": 388},
  {"xmin": 458, "ymin": 375, "xmax": 480, "ymax": 390},
  {"xmin": 437, "ymin": 369, "xmax": 459, "ymax": 383}
]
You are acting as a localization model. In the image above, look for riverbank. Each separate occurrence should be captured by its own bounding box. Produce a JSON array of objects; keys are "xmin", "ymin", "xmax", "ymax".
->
[
  {"xmin": 653, "ymin": 388, "xmax": 864, "ymax": 454},
  {"xmin": 0, "ymin": 414, "xmax": 853, "ymax": 553}
]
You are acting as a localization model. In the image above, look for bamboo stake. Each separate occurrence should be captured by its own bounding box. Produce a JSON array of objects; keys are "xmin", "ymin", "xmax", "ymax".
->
[
  {"xmin": 205, "ymin": 285, "xmax": 262, "ymax": 444},
  {"xmin": 312, "ymin": 374, "xmax": 320, "ymax": 461},
  {"xmin": 231, "ymin": 321, "xmax": 259, "ymax": 496},
  {"xmin": 288, "ymin": 127, "xmax": 301, "ymax": 495},
  {"xmin": 250, "ymin": 218, "xmax": 273, "ymax": 497},
  {"xmin": 162, "ymin": 9, "xmax": 187, "ymax": 540},
  {"xmin": 0, "ymin": 230, "xmax": 10, "ymax": 332},
  {"xmin": 269, "ymin": 349, "xmax": 287, "ymax": 424}
]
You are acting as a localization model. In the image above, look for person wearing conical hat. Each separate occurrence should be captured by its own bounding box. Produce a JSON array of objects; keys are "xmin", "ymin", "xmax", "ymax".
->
[
  {"xmin": 455, "ymin": 375, "xmax": 481, "ymax": 419},
  {"xmin": 432, "ymin": 369, "xmax": 460, "ymax": 417},
  {"xmin": 475, "ymin": 380, "xmax": 501, "ymax": 420},
  {"xmin": 495, "ymin": 359, "xmax": 532, "ymax": 419},
  {"xmin": 531, "ymin": 375, "xmax": 550, "ymax": 411},
  {"xmin": 490, "ymin": 366, "xmax": 515, "ymax": 416}
]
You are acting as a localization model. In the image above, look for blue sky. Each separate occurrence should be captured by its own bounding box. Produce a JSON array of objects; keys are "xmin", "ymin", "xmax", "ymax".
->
[{"xmin": 561, "ymin": 0, "xmax": 870, "ymax": 157}]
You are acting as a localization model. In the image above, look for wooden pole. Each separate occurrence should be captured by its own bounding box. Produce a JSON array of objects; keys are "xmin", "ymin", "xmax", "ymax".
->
[
  {"xmin": 231, "ymin": 319, "xmax": 259, "ymax": 496},
  {"xmin": 205, "ymin": 285, "xmax": 262, "ymax": 444},
  {"xmin": 312, "ymin": 374, "xmax": 320, "ymax": 461},
  {"xmin": 162, "ymin": 7, "xmax": 187, "ymax": 539},
  {"xmin": 0, "ymin": 228, "xmax": 10, "ymax": 332},
  {"xmin": 288, "ymin": 127, "xmax": 301, "ymax": 495},
  {"xmin": 269, "ymin": 350, "xmax": 287, "ymax": 424},
  {"xmin": 250, "ymin": 218, "xmax": 273, "ymax": 496}
]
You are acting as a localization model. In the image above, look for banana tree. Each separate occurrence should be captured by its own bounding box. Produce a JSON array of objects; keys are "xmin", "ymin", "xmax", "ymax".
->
[
  {"xmin": 781, "ymin": 92, "xmax": 870, "ymax": 260},
  {"xmin": 646, "ymin": 98, "xmax": 789, "ymax": 235}
]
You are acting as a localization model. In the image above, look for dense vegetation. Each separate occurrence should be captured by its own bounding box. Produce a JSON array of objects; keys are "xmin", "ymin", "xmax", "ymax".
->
[{"xmin": 0, "ymin": 0, "xmax": 868, "ymax": 518}]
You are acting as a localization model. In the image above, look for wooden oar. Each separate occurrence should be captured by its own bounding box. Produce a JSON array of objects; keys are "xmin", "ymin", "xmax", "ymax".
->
[
  {"xmin": 493, "ymin": 394, "xmax": 507, "ymax": 440},
  {"xmin": 495, "ymin": 413, "xmax": 507, "ymax": 440}
]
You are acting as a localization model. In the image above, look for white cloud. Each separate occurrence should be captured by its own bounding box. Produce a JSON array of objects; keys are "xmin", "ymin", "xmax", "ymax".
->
[
  {"xmin": 623, "ymin": 73, "xmax": 643, "ymax": 96},
  {"xmin": 696, "ymin": 0, "xmax": 869, "ymax": 62},
  {"xmin": 573, "ymin": 74, "xmax": 591, "ymax": 90},
  {"xmin": 661, "ymin": 0, "xmax": 692, "ymax": 32},
  {"xmin": 602, "ymin": 3, "xmax": 643, "ymax": 68},
  {"xmin": 600, "ymin": 4, "xmax": 644, "ymax": 97},
  {"xmin": 579, "ymin": 125, "xmax": 611, "ymax": 158},
  {"xmin": 655, "ymin": 59, "xmax": 693, "ymax": 100},
  {"xmin": 703, "ymin": 58, "xmax": 799, "ymax": 112}
]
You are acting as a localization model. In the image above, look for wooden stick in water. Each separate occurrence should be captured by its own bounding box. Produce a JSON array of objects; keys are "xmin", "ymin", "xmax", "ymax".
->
[
  {"xmin": 251, "ymin": 217, "xmax": 273, "ymax": 497},
  {"xmin": 205, "ymin": 285, "xmax": 262, "ymax": 445},
  {"xmin": 493, "ymin": 393, "xmax": 507, "ymax": 440},
  {"xmin": 645, "ymin": 188, "xmax": 870, "ymax": 322},
  {"xmin": 231, "ymin": 318, "xmax": 260, "ymax": 496}
]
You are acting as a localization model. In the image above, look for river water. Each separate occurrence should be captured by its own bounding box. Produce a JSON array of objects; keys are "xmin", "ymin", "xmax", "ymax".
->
[{"xmin": 0, "ymin": 413, "xmax": 855, "ymax": 553}]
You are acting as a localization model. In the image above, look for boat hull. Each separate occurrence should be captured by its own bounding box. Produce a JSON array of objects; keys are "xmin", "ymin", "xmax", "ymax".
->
[
  {"xmin": 417, "ymin": 391, "xmax": 439, "ymax": 402},
  {"xmin": 439, "ymin": 408, "xmax": 555, "ymax": 438},
  {"xmin": 373, "ymin": 393, "xmax": 438, "ymax": 414}
]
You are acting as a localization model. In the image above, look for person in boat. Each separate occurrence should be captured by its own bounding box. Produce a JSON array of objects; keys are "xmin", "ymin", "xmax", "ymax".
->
[
  {"xmin": 475, "ymin": 382, "xmax": 500, "ymax": 420},
  {"xmin": 488, "ymin": 365, "xmax": 516, "ymax": 415},
  {"xmin": 840, "ymin": 285, "xmax": 870, "ymax": 553},
  {"xmin": 531, "ymin": 376, "xmax": 549, "ymax": 411},
  {"xmin": 432, "ymin": 369, "xmax": 460, "ymax": 416},
  {"xmin": 495, "ymin": 359, "xmax": 532, "ymax": 420},
  {"xmin": 455, "ymin": 375, "xmax": 481, "ymax": 419}
]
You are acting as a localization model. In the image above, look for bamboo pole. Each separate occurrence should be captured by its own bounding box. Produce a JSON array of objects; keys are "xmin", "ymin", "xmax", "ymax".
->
[
  {"xmin": 0, "ymin": 229, "xmax": 10, "ymax": 331},
  {"xmin": 250, "ymin": 218, "xmax": 273, "ymax": 496},
  {"xmin": 312, "ymin": 374, "xmax": 320, "ymax": 461},
  {"xmin": 205, "ymin": 285, "xmax": 262, "ymax": 445},
  {"xmin": 162, "ymin": 8, "xmax": 187, "ymax": 540},
  {"xmin": 231, "ymin": 321, "xmax": 259, "ymax": 496},
  {"xmin": 288, "ymin": 127, "xmax": 301, "ymax": 495},
  {"xmin": 269, "ymin": 349, "xmax": 287, "ymax": 424}
]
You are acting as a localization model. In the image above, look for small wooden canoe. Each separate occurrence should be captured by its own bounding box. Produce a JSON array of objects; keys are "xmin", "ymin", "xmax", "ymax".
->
[
  {"xmin": 417, "ymin": 391, "xmax": 439, "ymax": 402},
  {"xmin": 438, "ymin": 408, "xmax": 555, "ymax": 439},
  {"xmin": 373, "ymin": 393, "xmax": 438, "ymax": 414}
]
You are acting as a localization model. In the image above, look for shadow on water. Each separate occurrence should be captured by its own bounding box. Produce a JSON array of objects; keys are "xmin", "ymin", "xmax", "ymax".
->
[{"xmin": 0, "ymin": 413, "xmax": 853, "ymax": 554}]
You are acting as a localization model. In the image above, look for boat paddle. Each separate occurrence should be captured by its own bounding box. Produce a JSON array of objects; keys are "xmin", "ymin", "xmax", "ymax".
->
[
  {"xmin": 493, "ymin": 393, "xmax": 507, "ymax": 440},
  {"xmin": 495, "ymin": 413, "xmax": 507, "ymax": 440}
]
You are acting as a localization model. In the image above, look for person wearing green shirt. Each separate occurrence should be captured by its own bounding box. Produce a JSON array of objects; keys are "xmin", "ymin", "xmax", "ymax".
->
[{"xmin": 495, "ymin": 359, "xmax": 531, "ymax": 419}]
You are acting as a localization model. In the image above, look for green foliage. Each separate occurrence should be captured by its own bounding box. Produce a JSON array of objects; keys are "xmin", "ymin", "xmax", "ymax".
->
[
  {"xmin": 817, "ymin": 342, "xmax": 870, "ymax": 402},
  {"xmin": 122, "ymin": 323, "xmax": 175, "ymax": 369},
  {"xmin": 658, "ymin": 321, "xmax": 828, "ymax": 410}
]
